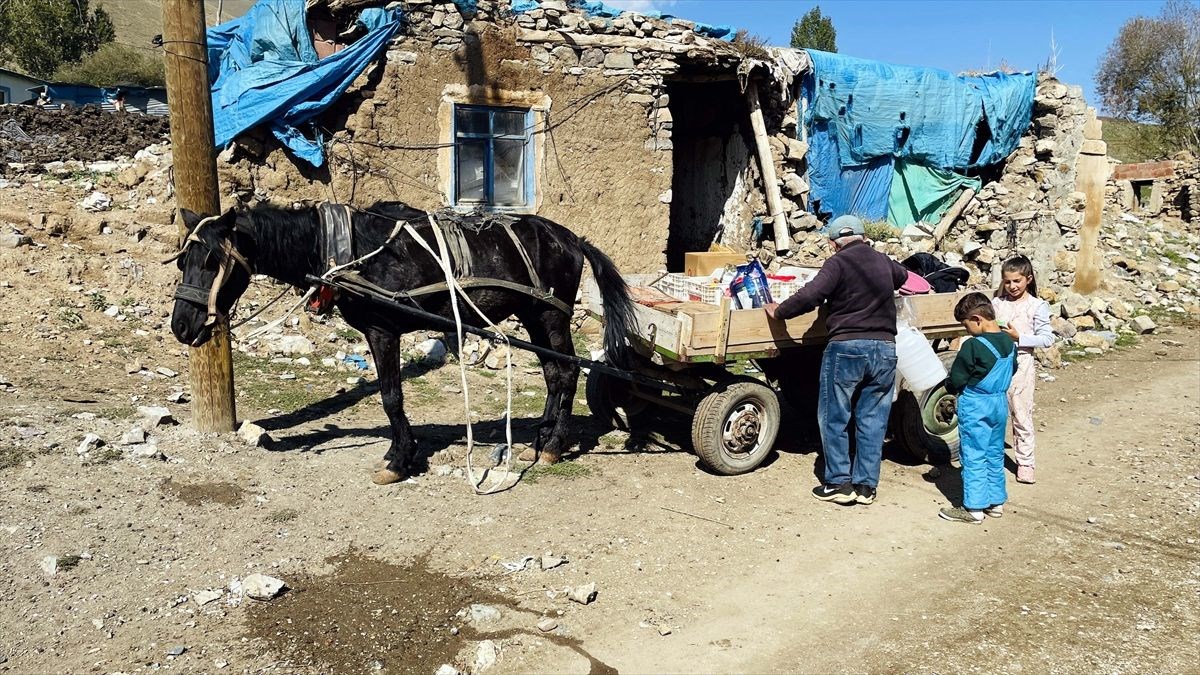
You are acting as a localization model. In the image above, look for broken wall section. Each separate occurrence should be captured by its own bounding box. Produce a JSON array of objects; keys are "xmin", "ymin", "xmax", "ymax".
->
[{"xmin": 923, "ymin": 76, "xmax": 1090, "ymax": 291}]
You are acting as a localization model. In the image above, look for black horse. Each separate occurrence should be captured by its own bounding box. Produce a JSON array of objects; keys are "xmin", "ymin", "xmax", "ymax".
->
[{"xmin": 169, "ymin": 202, "xmax": 635, "ymax": 485}]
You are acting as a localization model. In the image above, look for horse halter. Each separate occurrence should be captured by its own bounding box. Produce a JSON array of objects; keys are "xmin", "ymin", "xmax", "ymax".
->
[{"xmin": 165, "ymin": 213, "xmax": 254, "ymax": 329}]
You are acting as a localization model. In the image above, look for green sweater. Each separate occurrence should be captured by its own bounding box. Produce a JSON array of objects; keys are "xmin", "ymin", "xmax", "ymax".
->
[{"xmin": 947, "ymin": 332, "xmax": 1017, "ymax": 394}]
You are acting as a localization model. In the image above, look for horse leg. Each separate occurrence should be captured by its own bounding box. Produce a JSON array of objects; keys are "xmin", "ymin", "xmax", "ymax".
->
[
  {"xmin": 365, "ymin": 328, "xmax": 417, "ymax": 485},
  {"xmin": 516, "ymin": 308, "xmax": 579, "ymax": 465}
]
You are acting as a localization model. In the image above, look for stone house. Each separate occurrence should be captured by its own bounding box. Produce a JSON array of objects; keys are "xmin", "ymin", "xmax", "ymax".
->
[{"xmin": 217, "ymin": 0, "xmax": 816, "ymax": 273}]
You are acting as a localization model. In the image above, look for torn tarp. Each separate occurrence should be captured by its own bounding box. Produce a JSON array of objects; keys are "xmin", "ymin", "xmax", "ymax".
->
[
  {"xmin": 207, "ymin": 0, "xmax": 403, "ymax": 166},
  {"xmin": 807, "ymin": 118, "xmax": 893, "ymax": 222},
  {"xmin": 802, "ymin": 50, "xmax": 1035, "ymax": 171}
]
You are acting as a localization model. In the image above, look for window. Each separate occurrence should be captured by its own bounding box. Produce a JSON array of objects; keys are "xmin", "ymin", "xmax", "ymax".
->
[{"xmin": 453, "ymin": 105, "xmax": 533, "ymax": 208}]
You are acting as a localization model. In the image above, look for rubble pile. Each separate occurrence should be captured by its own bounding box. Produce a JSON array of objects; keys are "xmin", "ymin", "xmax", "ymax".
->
[{"xmin": 0, "ymin": 105, "xmax": 169, "ymax": 167}]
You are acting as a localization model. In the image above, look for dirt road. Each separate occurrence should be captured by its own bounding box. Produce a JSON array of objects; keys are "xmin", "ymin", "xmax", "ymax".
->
[{"xmin": 1, "ymin": 196, "xmax": 1197, "ymax": 673}]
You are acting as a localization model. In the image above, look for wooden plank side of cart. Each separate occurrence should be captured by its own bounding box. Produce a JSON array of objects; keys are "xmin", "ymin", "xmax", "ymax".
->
[{"xmin": 584, "ymin": 276, "xmax": 966, "ymax": 364}]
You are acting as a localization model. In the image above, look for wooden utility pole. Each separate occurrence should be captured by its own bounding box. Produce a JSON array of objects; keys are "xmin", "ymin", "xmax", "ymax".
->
[{"xmin": 164, "ymin": 0, "xmax": 237, "ymax": 432}]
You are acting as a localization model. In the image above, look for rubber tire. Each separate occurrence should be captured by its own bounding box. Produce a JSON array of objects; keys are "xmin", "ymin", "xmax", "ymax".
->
[
  {"xmin": 585, "ymin": 369, "xmax": 649, "ymax": 432},
  {"xmin": 691, "ymin": 380, "xmax": 781, "ymax": 475},
  {"xmin": 893, "ymin": 350, "xmax": 961, "ymax": 464}
]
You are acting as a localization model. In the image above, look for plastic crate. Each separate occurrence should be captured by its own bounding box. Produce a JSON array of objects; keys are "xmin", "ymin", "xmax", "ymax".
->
[
  {"xmin": 653, "ymin": 272, "xmax": 732, "ymax": 306},
  {"xmin": 685, "ymin": 277, "xmax": 727, "ymax": 305},
  {"xmin": 653, "ymin": 273, "xmax": 690, "ymax": 301}
]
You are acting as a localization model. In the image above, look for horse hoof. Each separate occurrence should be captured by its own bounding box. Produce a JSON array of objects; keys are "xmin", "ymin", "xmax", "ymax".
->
[
  {"xmin": 372, "ymin": 469, "xmax": 406, "ymax": 485},
  {"xmin": 517, "ymin": 447, "xmax": 538, "ymax": 462},
  {"xmin": 537, "ymin": 452, "xmax": 561, "ymax": 466}
]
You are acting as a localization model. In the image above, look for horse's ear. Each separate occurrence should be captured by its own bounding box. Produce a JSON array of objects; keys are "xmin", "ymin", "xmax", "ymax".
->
[{"xmin": 179, "ymin": 208, "xmax": 203, "ymax": 231}]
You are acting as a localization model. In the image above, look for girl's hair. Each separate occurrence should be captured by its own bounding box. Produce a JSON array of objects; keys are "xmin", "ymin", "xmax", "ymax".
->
[{"xmin": 996, "ymin": 255, "xmax": 1038, "ymax": 299}]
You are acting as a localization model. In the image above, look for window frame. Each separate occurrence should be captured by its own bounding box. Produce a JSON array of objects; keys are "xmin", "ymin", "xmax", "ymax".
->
[{"xmin": 451, "ymin": 104, "xmax": 535, "ymax": 210}]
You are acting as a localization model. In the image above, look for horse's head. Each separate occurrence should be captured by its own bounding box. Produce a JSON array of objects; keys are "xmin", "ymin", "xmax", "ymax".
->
[{"xmin": 169, "ymin": 207, "xmax": 255, "ymax": 347}]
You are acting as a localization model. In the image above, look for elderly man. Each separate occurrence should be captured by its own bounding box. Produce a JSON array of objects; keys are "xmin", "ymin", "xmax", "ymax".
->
[{"xmin": 764, "ymin": 215, "xmax": 909, "ymax": 506}]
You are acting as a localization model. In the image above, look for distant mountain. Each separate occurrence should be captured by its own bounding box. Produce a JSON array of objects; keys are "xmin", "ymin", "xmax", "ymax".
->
[{"xmin": 98, "ymin": 0, "xmax": 255, "ymax": 51}]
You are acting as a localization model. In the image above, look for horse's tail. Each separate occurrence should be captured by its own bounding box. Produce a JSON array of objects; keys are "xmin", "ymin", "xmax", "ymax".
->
[{"xmin": 578, "ymin": 238, "xmax": 635, "ymax": 368}]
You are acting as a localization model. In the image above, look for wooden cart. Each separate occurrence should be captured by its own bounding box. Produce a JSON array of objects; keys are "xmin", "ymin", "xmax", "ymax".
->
[{"xmin": 584, "ymin": 276, "xmax": 967, "ymax": 475}]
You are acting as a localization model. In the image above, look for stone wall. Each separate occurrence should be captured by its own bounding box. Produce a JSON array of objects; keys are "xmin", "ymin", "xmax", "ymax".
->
[{"xmin": 1156, "ymin": 153, "xmax": 1199, "ymax": 223}]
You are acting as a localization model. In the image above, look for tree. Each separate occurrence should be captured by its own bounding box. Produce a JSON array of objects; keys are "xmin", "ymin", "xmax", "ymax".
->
[
  {"xmin": 0, "ymin": 0, "xmax": 116, "ymax": 78},
  {"xmin": 1097, "ymin": 0, "xmax": 1200, "ymax": 154},
  {"xmin": 790, "ymin": 5, "xmax": 837, "ymax": 53},
  {"xmin": 54, "ymin": 43, "xmax": 166, "ymax": 87}
]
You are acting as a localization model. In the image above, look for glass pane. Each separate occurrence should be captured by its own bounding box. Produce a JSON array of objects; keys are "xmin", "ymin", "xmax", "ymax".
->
[
  {"xmin": 456, "ymin": 141, "xmax": 487, "ymax": 203},
  {"xmin": 455, "ymin": 108, "xmax": 488, "ymax": 136},
  {"xmin": 493, "ymin": 139, "xmax": 525, "ymax": 206},
  {"xmin": 493, "ymin": 110, "xmax": 527, "ymax": 137}
]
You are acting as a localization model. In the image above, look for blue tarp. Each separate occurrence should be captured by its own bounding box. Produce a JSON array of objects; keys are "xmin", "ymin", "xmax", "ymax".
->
[
  {"xmin": 803, "ymin": 50, "xmax": 1035, "ymax": 221},
  {"xmin": 206, "ymin": 0, "xmax": 403, "ymax": 166},
  {"xmin": 802, "ymin": 50, "xmax": 1036, "ymax": 170},
  {"xmin": 807, "ymin": 118, "xmax": 893, "ymax": 221}
]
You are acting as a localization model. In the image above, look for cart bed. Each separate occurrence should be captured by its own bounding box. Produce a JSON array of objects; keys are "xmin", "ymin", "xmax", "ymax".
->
[{"xmin": 585, "ymin": 275, "xmax": 966, "ymax": 363}]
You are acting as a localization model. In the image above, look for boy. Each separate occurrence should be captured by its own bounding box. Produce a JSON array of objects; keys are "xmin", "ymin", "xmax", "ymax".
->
[{"xmin": 939, "ymin": 292, "xmax": 1017, "ymax": 524}]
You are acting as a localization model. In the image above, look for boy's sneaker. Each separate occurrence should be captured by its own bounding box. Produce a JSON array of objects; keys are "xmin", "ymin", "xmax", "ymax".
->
[
  {"xmin": 854, "ymin": 484, "xmax": 876, "ymax": 505},
  {"xmin": 1016, "ymin": 466, "xmax": 1036, "ymax": 484},
  {"xmin": 938, "ymin": 506, "xmax": 984, "ymax": 524},
  {"xmin": 983, "ymin": 504, "xmax": 1004, "ymax": 518},
  {"xmin": 812, "ymin": 482, "xmax": 855, "ymax": 504}
]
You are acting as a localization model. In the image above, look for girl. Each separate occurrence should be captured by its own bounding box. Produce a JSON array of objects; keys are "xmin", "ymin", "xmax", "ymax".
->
[{"xmin": 992, "ymin": 256, "xmax": 1055, "ymax": 484}]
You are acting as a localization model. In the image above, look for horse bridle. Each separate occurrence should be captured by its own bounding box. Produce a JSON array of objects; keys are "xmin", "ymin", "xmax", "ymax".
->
[{"xmin": 165, "ymin": 212, "xmax": 254, "ymax": 329}]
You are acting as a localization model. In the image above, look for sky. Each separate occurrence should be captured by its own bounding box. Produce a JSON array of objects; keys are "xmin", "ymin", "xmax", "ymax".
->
[{"xmin": 605, "ymin": 0, "xmax": 1172, "ymax": 110}]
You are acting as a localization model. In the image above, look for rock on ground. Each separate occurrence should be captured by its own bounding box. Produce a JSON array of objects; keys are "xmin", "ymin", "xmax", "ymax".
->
[{"xmin": 241, "ymin": 573, "xmax": 286, "ymax": 600}]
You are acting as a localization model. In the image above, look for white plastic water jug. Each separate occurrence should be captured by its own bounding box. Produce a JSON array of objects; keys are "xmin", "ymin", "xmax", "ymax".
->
[{"xmin": 895, "ymin": 326, "xmax": 946, "ymax": 392}]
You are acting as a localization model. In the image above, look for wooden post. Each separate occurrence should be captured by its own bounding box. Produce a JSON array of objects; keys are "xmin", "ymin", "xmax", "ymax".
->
[
  {"xmin": 164, "ymin": 0, "xmax": 237, "ymax": 433},
  {"xmin": 931, "ymin": 187, "xmax": 977, "ymax": 249},
  {"xmin": 1073, "ymin": 141, "xmax": 1110, "ymax": 294},
  {"xmin": 713, "ymin": 295, "xmax": 732, "ymax": 365},
  {"xmin": 745, "ymin": 80, "xmax": 792, "ymax": 255}
]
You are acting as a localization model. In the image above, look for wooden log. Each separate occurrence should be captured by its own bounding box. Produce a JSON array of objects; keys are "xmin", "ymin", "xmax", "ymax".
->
[
  {"xmin": 932, "ymin": 187, "xmax": 976, "ymax": 248},
  {"xmin": 163, "ymin": 0, "xmax": 237, "ymax": 433},
  {"xmin": 515, "ymin": 28, "xmax": 709, "ymax": 56},
  {"xmin": 745, "ymin": 80, "xmax": 792, "ymax": 254}
]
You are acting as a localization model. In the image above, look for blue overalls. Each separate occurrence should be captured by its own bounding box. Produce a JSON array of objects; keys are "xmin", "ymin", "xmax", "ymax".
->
[{"xmin": 958, "ymin": 337, "xmax": 1015, "ymax": 511}]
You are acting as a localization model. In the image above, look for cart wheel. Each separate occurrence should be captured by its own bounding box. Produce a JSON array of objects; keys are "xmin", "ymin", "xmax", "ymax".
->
[
  {"xmin": 893, "ymin": 350, "xmax": 961, "ymax": 464},
  {"xmin": 585, "ymin": 369, "xmax": 649, "ymax": 432},
  {"xmin": 691, "ymin": 380, "xmax": 780, "ymax": 475}
]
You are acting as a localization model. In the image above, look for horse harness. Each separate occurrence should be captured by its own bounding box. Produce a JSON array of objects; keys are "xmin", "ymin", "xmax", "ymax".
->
[
  {"xmin": 309, "ymin": 203, "xmax": 572, "ymax": 316},
  {"xmin": 169, "ymin": 205, "xmax": 572, "ymax": 327},
  {"xmin": 169, "ymin": 213, "xmax": 254, "ymax": 329}
]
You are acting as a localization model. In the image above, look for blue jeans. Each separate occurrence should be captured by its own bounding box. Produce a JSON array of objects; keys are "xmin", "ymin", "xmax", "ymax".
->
[{"xmin": 817, "ymin": 339, "xmax": 898, "ymax": 488}]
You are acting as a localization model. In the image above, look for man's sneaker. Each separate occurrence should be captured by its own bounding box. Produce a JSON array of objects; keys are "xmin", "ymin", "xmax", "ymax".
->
[
  {"xmin": 938, "ymin": 506, "xmax": 984, "ymax": 524},
  {"xmin": 812, "ymin": 482, "xmax": 855, "ymax": 504},
  {"xmin": 983, "ymin": 504, "xmax": 1004, "ymax": 518},
  {"xmin": 854, "ymin": 484, "xmax": 876, "ymax": 505},
  {"xmin": 1016, "ymin": 466, "xmax": 1036, "ymax": 484}
]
